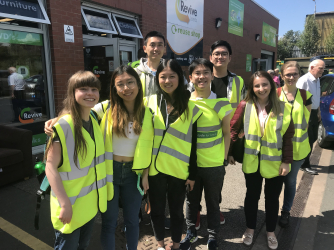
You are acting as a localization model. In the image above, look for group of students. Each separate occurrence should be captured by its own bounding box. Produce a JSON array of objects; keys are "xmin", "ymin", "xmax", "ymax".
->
[{"xmin": 43, "ymin": 31, "xmax": 313, "ymax": 250}]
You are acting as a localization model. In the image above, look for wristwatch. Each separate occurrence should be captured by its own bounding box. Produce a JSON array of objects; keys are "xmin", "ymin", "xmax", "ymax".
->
[{"xmin": 224, "ymin": 159, "xmax": 228, "ymax": 167}]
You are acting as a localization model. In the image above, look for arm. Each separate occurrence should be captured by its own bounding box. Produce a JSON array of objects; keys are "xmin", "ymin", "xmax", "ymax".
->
[
  {"xmin": 222, "ymin": 113, "xmax": 231, "ymax": 160},
  {"xmin": 45, "ymin": 142, "xmax": 72, "ymax": 225},
  {"xmin": 186, "ymin": 120, "xmax": 198, "ymax": 191},
  {"xmin": 11, "ymin": 85, "xmax": 15, "ymax": 98},
  {"xmin": 141, "ymin": 168, "xmax": 149, "ymax": 194}
]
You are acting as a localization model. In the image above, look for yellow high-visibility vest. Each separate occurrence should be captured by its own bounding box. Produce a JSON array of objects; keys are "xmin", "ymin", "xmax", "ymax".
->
[
  {"xmin": 191, "ymin": 98, "xmax": 232, "ymax": 167},
  {"xmin": 278, "ymin": 89, "xmax": 312, "ymax": 160},
  {"xmin": 229, "ymin": 76, "xmax": 244, "ymax": 118},
  {"xmin": 51, "ymin": 114, "xmax": 107, "ymax": 234},
  {"xmin": 100, "ymin": 106, "xmax": 154, "ymax": 199},
  {"xmin": 243, "ymin": 101, "xmax": 292, "ymax": 178},
  {"xmin": 145, "ymin": 94, "xmax": 202, "ymax": 180}
]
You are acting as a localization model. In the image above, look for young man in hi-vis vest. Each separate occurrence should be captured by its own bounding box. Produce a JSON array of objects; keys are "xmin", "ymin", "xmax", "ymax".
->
[{"xmin": 180, "ymin": 59, "xmax": 232, "ymax": 250}]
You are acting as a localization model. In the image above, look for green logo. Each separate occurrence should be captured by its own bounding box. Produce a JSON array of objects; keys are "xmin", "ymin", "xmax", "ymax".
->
[{"xmin": 197, "ymin": 131, "xmax": 218, "ymax": 138}]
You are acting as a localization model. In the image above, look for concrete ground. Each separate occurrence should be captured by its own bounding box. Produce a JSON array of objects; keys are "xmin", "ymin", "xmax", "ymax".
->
[{"xmin": 0, "ymin": 143, "xmax": 333, "ymax": 250}]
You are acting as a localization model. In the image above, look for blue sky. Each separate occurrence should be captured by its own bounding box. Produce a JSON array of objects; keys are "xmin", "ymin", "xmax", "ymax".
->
[{"xmin": 253, "ymin": 0, "xmax": 333, "ymax": 37}]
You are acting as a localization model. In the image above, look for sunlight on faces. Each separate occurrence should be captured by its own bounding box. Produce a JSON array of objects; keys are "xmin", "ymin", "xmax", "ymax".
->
[
  {"xmin": 189, "ymin": 65, "xmax": 213, "ymax": 91},
  {"xmin": 158, "ymin": 67, "xmax": 179, "ymax": 96},
  {"xmin": 115, "ymin": 72, "xmax": 139, "ymax": 103},
  {"xmin": 75, "ymin": 87, "xmax": 99, "ymax": 111},
  {"xmin": 253, "ymin": 77, "xmax": 271, "ymax": 103},
  {"xmin": 283, "ymin": 66, "xmax": 300, "ymax": 86},
  {"xmin": 210, "ymin": 46, "xmax": 231, "ymax": 68},
  {"xmin": 310, "ymin": 61, "xmax": 325, "ymax": 79},
  {"xmin": 143, "ymin": 37, "xmax": 166, "ymax": 61}
]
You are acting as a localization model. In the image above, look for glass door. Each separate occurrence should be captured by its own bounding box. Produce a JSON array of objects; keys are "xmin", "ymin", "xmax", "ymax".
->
[
  {"xmin": 83, "ymin": 38, "xmax": 119, "ymax": 101},
  {"xmin": 119, "ymin": 44, "xmax": 136, "ymax": 66},
  {"xmin": 252, "ymin": 59, "xmax": 269, "ymax": 73}
]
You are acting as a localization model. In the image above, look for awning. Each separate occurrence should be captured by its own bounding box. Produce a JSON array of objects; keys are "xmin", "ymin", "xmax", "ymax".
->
[{"xmin": 0, "ymin": 0, "xmax": 50, "ymax": 24}]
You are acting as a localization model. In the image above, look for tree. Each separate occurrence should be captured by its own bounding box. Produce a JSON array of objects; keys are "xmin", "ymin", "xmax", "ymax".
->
[
  {"xmin": 298, "ymin": 15, "xmax": 321, "ymax": 56},
  {"xmin": 277, "ymin": 30, "xmax": 301, "ymax": 60},
  {"xmin": 326, "ymin": 25, "xmax": 334, "ymax": 54}
]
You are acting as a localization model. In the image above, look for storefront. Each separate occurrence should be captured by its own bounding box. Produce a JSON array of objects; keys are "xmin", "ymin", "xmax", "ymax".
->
[{"xmin": 0, "ymin": 0, "xmax": 54, "ymax": 154}]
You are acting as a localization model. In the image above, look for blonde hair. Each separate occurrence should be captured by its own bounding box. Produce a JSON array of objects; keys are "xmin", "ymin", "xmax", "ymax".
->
[{"xmin": 281, "ymin": 61, "xmax": 301, "ymax": 76}]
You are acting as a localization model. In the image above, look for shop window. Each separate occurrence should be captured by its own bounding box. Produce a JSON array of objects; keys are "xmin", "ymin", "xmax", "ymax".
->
[
  {"xmin": 112, "ymin": 14, "xmax": 142, "ymax": 38},
  {"xmin": 81, "ymin": 6, "xmax": 117, "ymax": 34},
  {"xmin": 0, "ymin": 28, "xmax": 49, "ymax": 127},
  {"xmin": 0, "ymin": 0, "xmax": 50, "ymax": 24}
]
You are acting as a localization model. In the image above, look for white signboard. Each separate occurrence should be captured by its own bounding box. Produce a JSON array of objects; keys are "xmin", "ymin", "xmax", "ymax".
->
[
  {"xmin": 167, "ymin": 0, "xmax": 204, "ymax": 55},
  {"xmin": 64, "ymin": 25, "xmax": 74, "ymax": 43}
]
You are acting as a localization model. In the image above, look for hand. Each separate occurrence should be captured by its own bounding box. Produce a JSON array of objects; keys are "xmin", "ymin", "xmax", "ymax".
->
[
  {"xmin": 58, "ymin": 201, "xmax": 73, "ymax": 225},
  {"xmin": 141, "ymin": 174, "xmax": 149, "ymax": 194},
  {"xmin": 228, "ymin": 156, "xmax": 235, "ymax": 165},
  {"xmin": 279, "ymin": 163, "xmax": 290, "ymax": 176},
  {"xmin": 238, "ymin": 129, "xmax": 245, "ymax": 138},
  {"xmin": 185, "ymin": 179, "xmax": 195, "ymax": 191},
  {"xmin": 44, "ymin": 118, "xmax": 57, "ymax": 136}
]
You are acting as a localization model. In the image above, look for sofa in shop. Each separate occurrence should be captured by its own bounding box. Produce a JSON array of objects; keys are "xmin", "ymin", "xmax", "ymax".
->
[{"xmin": 0, "ymin": 125, "xmax": 32, "ymax": 186}]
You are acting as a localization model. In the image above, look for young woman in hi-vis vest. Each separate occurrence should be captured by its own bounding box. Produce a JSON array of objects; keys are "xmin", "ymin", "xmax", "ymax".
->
[
  {"xmin": 229, "ymin": 71, "xmax": 295, "ymax": 250},
  {"xmin": 45, "ymin": 71, "xmax": 107, "ymax": 250},
  {"xmin": 144, "ymin": 59, "xmax": 202, "ymax": 250}
]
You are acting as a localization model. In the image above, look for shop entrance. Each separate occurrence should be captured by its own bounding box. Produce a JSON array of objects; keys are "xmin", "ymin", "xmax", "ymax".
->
[{"xmin": 83, "ymin": 38, "xmax": 137, "ymax": 101}]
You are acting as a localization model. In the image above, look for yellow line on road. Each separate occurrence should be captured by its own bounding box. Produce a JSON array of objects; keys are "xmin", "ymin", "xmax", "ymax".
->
[{"xmin": 0, "ymin": 217, "xmax": 53, "ymax": 250}]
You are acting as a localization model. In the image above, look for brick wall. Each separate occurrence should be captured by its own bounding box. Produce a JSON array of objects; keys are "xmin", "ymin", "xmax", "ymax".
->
[{"xmin": 47, "ymin": 0, "xmax": 278, "ymax": 112}]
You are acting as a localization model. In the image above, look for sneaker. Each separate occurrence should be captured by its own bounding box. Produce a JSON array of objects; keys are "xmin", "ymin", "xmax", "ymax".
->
[
  {"xmin": 207, "ymin": 239, "xmax": 218, "ymax": 250},
  {"xmin": 242, "ymin": 232, "xmax": 253, "ymax": 246},
  {"xmin": 157, "ymin": 248, "xmax": 165, "ymax": 250},
  {"xmin": 165, "ymin": 217, "xmax": 170, "ymax": 229},
  {"xmin": 267, "ymin": 235, "xmax": 278, "ymax": 249},
  {"xmin": 220, "ymin": 212, "xmax": 226, "ymax": 224},
  {"xmin": 279, "ymin": 211, "xmax": 290, "ymax": 228},
  {"xmin": 180, "ymin": 230, "xmax": 198, "ymax": 250},
  {"xmin": 195, "ymin": 211, "xmax": 201, "ymax": 230}
]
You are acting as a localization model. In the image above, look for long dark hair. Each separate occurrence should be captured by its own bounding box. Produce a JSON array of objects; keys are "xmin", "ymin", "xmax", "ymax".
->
[
  {"xmin": 109, "ymin": 65, "xmax": 145, "ymax": 137},
  {"xmin": 244, "ymin": 71, "xmax": 281, "ymax": 116},
  {"xmin": 156, "ymin": 59, "xmax": 190, "ymax": 119}
]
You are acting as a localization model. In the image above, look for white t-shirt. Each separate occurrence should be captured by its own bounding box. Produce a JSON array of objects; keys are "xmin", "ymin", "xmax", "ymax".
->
[
  {"xmin": 296, "ymin": 72, "xmax": 320, "ymax": 109},
  {"xmin": 8, "ymin": 72, "xmax": 25, "ymax": 91},
  {"xmin": 112, "ymin": 122, "xmax": 139, "ymax": 157}
]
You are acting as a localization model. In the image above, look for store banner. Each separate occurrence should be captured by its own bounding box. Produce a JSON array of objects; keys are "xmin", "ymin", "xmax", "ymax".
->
[
  {"xmin": 246, "ymin": 54, "xmax": 252, "ymax": 72},
  {"xmin": 0, "ymin": 29, "xmax": 43, "ymax": 46},
  {"xmin": 228, "ymin": 0, "xmax": 244, "ymax": 37},
  {"xmin": 262, "ymin": 22, "xmax": 277, "ymax": 47},
  {"xmin": 166, "ymin": 0, "xmax": 204, "ymax": 66}
]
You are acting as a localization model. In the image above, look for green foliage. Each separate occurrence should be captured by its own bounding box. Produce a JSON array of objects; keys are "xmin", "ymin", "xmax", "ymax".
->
[
  {"xmin": 326, "ymin": 25, "xmax": 334, "ymax": 54},
  {"xmin": 277, "ymin": 30, "xmax": 301, "ymax": 60},
  {"xmin": 298, "ymin": 15, "xmax": 321, "ymax": 57}
]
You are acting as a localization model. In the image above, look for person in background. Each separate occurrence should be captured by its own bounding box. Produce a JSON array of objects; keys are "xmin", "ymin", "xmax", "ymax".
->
[
  {"xmin": 296, "ymin": 59, "xmax": 325, "ymax": 175},
  {"xmin": 328, "ymin": 69, "xmax": 334, "ymax": 74},
  {"xmin": 274, "ymin": 68, "xmax": 282, "ymax": 83},
  {"xmin": 229, "ymin": 71, "xmax": 294, "ymax": 250},
  {"xmin": 268, "ymin": 70, "xmax": 280, "ymax": 88},
  {"xmin": 277, "ymin": 61, "xmax": 312, "ymax": 228},
  {"xmin": 8, "ymin": 67, "xmax": 25, "ymax": 122}
]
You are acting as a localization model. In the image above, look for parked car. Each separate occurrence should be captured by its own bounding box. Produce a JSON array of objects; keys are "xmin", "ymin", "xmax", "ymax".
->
[{"xmin": 318, "ymin": 74, "xmax": 334, "ymax": 148}]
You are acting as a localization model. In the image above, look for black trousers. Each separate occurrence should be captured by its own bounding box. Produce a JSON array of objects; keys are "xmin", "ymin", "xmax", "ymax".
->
[
  {"xmin": 302, "ymin": 109, "xmax": 319, "ymax": 168},
  {"xmin": 244, "ymin": 167, "xmax": 284, "ymax": 232},
  {"xmin": 186, "ymin": 166, "xmax": 225, "ymax": 240},
  {"xmin": 148, "ymin": 173, "xmax": 186, "ymax": 243}
]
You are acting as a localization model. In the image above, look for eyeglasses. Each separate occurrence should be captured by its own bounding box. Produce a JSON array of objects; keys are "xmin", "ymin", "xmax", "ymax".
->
[
  {"xmin": 115, "ymin": 81, "xmax": 136, "ymax": 91},
  {"xmin": 284, "ymin": 73, "xmax": 299, "ymax": 78},
  {"xmin": 212, "ymin": 52, "xmax": 229, "ymax": 58}
]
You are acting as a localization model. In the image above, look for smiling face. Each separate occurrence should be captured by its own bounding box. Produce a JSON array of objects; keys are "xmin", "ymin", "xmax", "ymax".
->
[
  {"xmin": 189, "ymin": 65, "xmax": 213, "ymax": 91},
  {"xmin": 310, "ymin": 60, "xmax": 325, "ymax": 79},
  {"xmin": 283, "ymin": 66, "xmax": 300, "ymax": 87},
  {"xmin": 158, "ymin": 67, "xmax": 179, "ymax": 97},
  {"xmin": 143, "ymin": 36, "xmax": 166, "ymax": 61},
  {"xmin": 210, "ymin": 46, "xmax": 231, "ymax": 69},
  {"xmin": 253, "ymin": 76, "xmax": 271, "ymax": 103},
  {"xmin": 114, "ymin": 72, "xmax": 139, "ymax": 103},
  {"xmin": 75, "ymin": 86, "xmax": 99, "ymax": 111}
]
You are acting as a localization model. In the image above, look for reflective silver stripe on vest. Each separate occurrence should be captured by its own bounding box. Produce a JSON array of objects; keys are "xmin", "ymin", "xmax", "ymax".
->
[
  {"xmin": 105, "ymin": 152, "xmax": 113, "ymax": 160},
  {"xmin": 159, "ymin": 145, "xmax": 190, "ymax": 163},
  {"xmin": 292, "ymin": 132, "xmax": 308, "ymax": 142},
  {"xmin": 261, "ymin": 141, "xmax": 278, "ymax": 149},
  {"xmin": 107, "ymin": 174, "xmax": 113, "ymax": 183},
  {"xmin": 275, "ymin": 102, "xmax": 285, "ymax": 150},
  {"xmin": 197, "ymin": 137, "xmax": 222, "ymax": 149},
  {"xmin": 244, "ymin": 102, "xmax": 253, "ymax": 137},
  {"xmin": 152, "ymin": 148, "xmax": 159, "ymax": 155},
  {"xmin": 244, "ymin": 147, "xmax": 260, "ymax": 155},
  {"xmin": 261, "ymin": 154, "xmax": 282, "ymax": 161},
  {"xmin": 294, "ymin": 115, "xmax": 307, "ymax": 130},
  {"xmin": 52, "ymin": 177, "xmax": 107, "ymax": 206},
  {"xmin": 197, "ymin": 124, "xmax": 221, "ymax": 132},
  {"xmin": 213, "ymin": 101, "xmax": 230, "ymax": 113},
  {"xmin": 245, "ymin": 134, "xmax": 261, "ymax": 142},
  {"xmin": 103, "ymin": 109, "xmax": 110, "ymax": 144},
  {"xmin": 229, "ymin": 76, "xmax": 240, "ymax": 109},
  {"xmin": 154, "ymin": 128, "xmax": 164, "ymax": 136}
]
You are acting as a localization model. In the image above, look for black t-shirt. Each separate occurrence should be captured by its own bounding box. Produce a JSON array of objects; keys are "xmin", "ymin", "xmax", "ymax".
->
[{"xmin": 211, "ymin": 76, "xmax": 229, "ymax": 98}]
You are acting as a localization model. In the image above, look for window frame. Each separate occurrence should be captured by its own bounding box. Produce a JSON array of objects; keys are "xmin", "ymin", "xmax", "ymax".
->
[{"xmin": 111, "ymin": 13, "xmax": 143, "ymax": 39}]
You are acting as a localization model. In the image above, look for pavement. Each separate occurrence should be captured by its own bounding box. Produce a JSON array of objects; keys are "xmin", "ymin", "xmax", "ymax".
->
[{"xmin": 0, "ymin": 143, "xmax": 333, "ymax": 250}]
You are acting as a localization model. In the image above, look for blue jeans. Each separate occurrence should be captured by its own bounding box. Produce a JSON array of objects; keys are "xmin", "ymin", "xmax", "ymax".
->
[
  {"xmin": 101, "ymin": 161, "xmax": 142, "ymax": 250},
  {"xmin": 282, "ymin": 159, "xmax": 305, "ymax": 212},
  {"xmin": 54, "ymin": 217, "xmax": 95, "ymax": 250}
]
